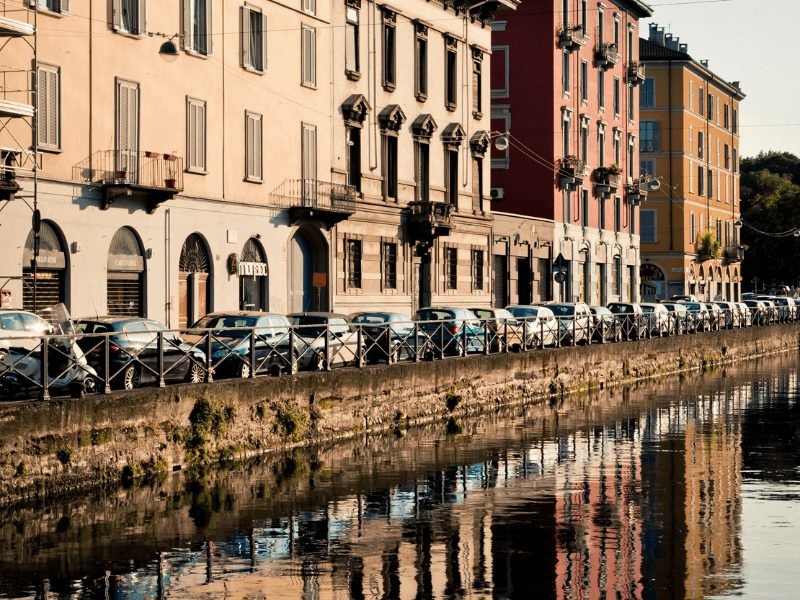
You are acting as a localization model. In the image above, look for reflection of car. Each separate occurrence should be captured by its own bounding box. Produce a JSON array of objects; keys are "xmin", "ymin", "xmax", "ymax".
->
[
  {"xmin": 545, "ymin": 303, "xmax": 591, "ymax": 345},
  {"xmin": 607, "ymin": 303, "xmax": 647, "ymax": 340},
  {"xmin": 1, "ymin": 308, "xmax": 98, "ymax": 398},
  {"xmin": 288, "ymin": 313, "xmax": 365, "ymax": 370},
  {"xmin": 76, "ymin": 317, "xmax": 206, "ymax": 390},
  {"xmin": 415, "ymin": 308, "xmax": 485, "ymax": 357},
  {"xmin": 589, "ymin": 306, "xmax": 620, "ymax": 343},
  {"xmin": 640, "ymin": 303, "xmax": 670, "ymax": 336},
  {"xmin": 188, "ymin": 312, "xmax": 298, "ymax": 378},
  {"xmin": 350, "ymin": 312, "xmax": 426, "ymax": 363},
  {"xmin": 468, "ymin": 308, "xmax": 525, "ymax": 352},
  {"xmin": 661, "ymin": 302, "xmax": 690, "ymax": 334},
  {"xmin": 506, "ymin": 305, "xmax": 558, "ymax": 347}
]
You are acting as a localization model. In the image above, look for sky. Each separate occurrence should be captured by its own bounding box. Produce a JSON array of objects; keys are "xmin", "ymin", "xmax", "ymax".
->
[{"xmin": 641, "ymin": 0, "xmax": 800, "ymax": 158}]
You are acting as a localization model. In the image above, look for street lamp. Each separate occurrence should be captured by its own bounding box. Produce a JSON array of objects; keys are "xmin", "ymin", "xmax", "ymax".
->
[{"xmin": 158, "ymin": 37, "xmax": 180, "ymax": 62}]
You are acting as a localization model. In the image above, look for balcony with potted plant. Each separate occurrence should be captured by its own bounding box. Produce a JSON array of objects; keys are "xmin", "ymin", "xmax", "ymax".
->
[
  {"xmin": 557, "ymin": 24, "xmax": 589, "ymax": 52},
  {"xmin": 696, "ymin": 231, "xmax": 721, "ymax": 262},
  {"xmin": 592, "ymin": 164, "xmax": 621, "ymax": 195},
  {"xmin": 595, "ymin": 43, "xmax": 620, "ymax": 70},
  {"xmin": 627, "ymin": 62, "xmax": 646, "ymax": 86},
  {"xmin": 558, "ymin": 155, "xmax": 588, "ymax": 189}
]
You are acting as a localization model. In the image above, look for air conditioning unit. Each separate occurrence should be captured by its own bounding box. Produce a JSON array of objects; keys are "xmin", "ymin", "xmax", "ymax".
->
[{"xmin": 490, "ymin": 187, "xmax": 505, "ymax": 200}]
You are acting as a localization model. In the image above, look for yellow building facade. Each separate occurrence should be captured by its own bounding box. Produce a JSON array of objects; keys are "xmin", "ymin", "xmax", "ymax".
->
[{"xmin": 638, "ymin": 25, "xmax": 745, "ymax": 301}]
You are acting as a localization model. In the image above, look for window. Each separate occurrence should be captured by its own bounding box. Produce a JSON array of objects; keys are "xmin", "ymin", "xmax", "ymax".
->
[
  {"xmin": 36, "ymin": 0, "xmax": 70, "ymax": 14},
  {"xmin": 641, "ymin": 77, "xmax": 654, "ymax": 107},
  {"xmin": 112, "ymin": 0, "xmax": 145, "ymax": 35},
  {"xmin": 472, "ymin": 49, "xmax": 483, "ymax": 117},
  {"xmin": 187, "ymin": 97, "xmax": 206, "ymax": 172},
  {"xmin": 628, "ymin": 86, "xmax": 634, "ymax": 121},
  {"xmin": 698, "ymin": 165, "xmax": 705, "ymax": 196},
  {"xmin": 707, "ymin": 168, "xmax": 714, "ymax": 199},
  {"xmin": 733, "ymin": 108, "xmax": 738, "ymax": 134},
  {"xmin": 446, "ymin": 147, "xmax": 459, "ymax": 205},
  {"xmin": 562, "ymin": 0, "xmax": 569, "ymax": 29},
  {"xmin": 724, "ymin": 144, "xmax": 730, "ymax": 170},
  {"xmin": 698, "ymin": 87, "xmax": 704, "ymax": 116},
  {"xmin": 641, "ymin": 210, "xmax": 655, "ymax": 242},
  {"xmin": 614, "ymin": 196, "xmax": 621, "ymax": 232},
  {"xmin": 302, "ymin": 122, "xmax": 317, "ymax": 185},
  {"xmin": 598, "ymin": 125, "xmax": 605, "ymax": 166},
  {"xmin": 581, "ymin": 189, "xmax": 589, "ymax": 227},
  {"xmin": 446, "ymin": 247, "xmax": 458, "ymax": 290},
  {"xmin": 691, "ymin": 213, "xmax": 696, "ymax": 243},
  {"xmin": 562, "ymin": 110, "xmax": 571, "ymax": 157},
  {"xmin": 724, "ymin": 104, "xmax": 730, "ymax": 129},
  {"xmin": 415, "ymin": 22, "xmax": 428, "ymax": 100},
  {"xmin": 640, "ymin": 121, "xmax": 660, "ymax": 152},
  {"xmin": 345, "ymin": 3, "xmax": 360, "ymax": 78},
  {"xmin": 346, "ymin": 239, "xmax": 362, "ymax": 289},
  {"xmin": 115, "ymin": 79, "xmax": 139, "ymax": 175},
  {"xmin": 598, "ymin": 8, "xmax": 604, "ymax": 44},
  {"xmin": 613, "ymin": 129, "xmax": 621, "ymax": 165},
  {"xmin": 445, "ymin": 36, "xmax": 458, "ymax": 110},
  {"xmin": 301, "ymin": 25, "xmax": 316, "ymax": 87},
  {"xmin": 640, "ymin": 158, "xmax": 655, "ymax": 177},
  {"xmin": 580, "ymin": 60, "xmax": 588, "ymax": 102},
  {"xmin": 382, "ymin": 9, "xmax": 396, "ymax": 91},
  {"xmin": 581, "ymin": 0, "xmax": 587, "ymax": 33},
  {"xmin": 37, "ymin": 64, "xmax": 59, "ymax": 149},
  {"xmin": 183, "ymin": 0, "xmax": 212, "ymax": 55},
  {"xmin": 611, "ymin": 257, "xmax": 620, "ymax": 296},
  {"xmin": 472, "ymin": 157, "xmax": 484, "ymax": 212},
  {"xmin": 733, "ymin": 148, "xmax": 738, "ymax": 173},
  {"xmin": 302, "ymin": 0, "xmax": 316, "ymax": 16},
  {"xmin": 580, "ymin": 119, "xmax": 589, "ymax": 162},
  {"xmin": 697, "ymin": 131, "xmax": 704, "ymax": 158},
  {"xmin": 689, "ymin": 80, "xmax": 694, "ymax": 111},
  {"xmin": 472, "ymin": 249, "xmax": 484, "ymax": 290},
  {"xmin": 382, "ymin": 133, "xmax": 398, "ymax": 199},
  {"xmin": 415, "ymin": 139, "xmax": 430, "ymax": 201},
  {"xmin": 629, "ymin": 201, "xmax": 636, "ymax": 235},
  {"xmin": 241, "ymin": 4, "xmax": 267, "ymax": 72},
  {"xmin": 563, "ymin": 190, "xmax": 571, "ymax": 223},
  {"xmin": 707, "ymin": 93, "xmax": 713, "ymax": 121},
  {"xmin": 613, "ymin": 77, "xmax": 620, "ymax": 115},
  {"xmin": 562, "ymin": 51, "xmax": 570, "ymax": 94},
  {"xmin": 347, "ymin": 127, "xmax": 361, "ymax": 192},
  {"xmin": 628, "ymin": 135, "xmax": 635, "ymax": 179},
  {"xmin": 245, "ymin": 111, "xmax": 262, "ymax": 181},
  {"xmin": 598, "ymin": 70, "xmax": 605, "ymax": 109},
  {"xmin": 382, "ymin": 242, "xmax": 397, "ymax": 290},
  {"xmin": 613, "ymin": 17, "xmax": 619, "ymax": 47},
  {"xmin": 716, "ymin": 219, "xmax": 722, "ymax": 245},
  {"xmin": 599, "ymin": 197, "xmax": 606, "ymax": 229}
]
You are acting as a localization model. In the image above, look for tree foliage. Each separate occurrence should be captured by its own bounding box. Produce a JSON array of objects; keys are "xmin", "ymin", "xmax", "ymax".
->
[{"xmin": 740, "ymin": 152, "xmax": 800, "ymax": 290}]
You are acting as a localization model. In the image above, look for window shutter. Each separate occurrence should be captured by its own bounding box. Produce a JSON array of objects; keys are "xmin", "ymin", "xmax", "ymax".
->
[
  {"xmin": 262, "ymin": 13, "xmax": 268, "ymax": 70},
  {"xmin": 36, "ymin": 68, "xmax": 48, "ymax": 146},
  {"xmin": 47, "ymin": 69, "xmax": 58, "ymax": 147},
  {"xmin": 205, "ymin": 1, "xmax": 212, "ymax": 55},
  {"xmin": 240, "ymin": 7, "xmax": 250, "ymax": 67},
  {"xmin": 138, "ymin": 0, "xmax": 146, "ymax": 35},
  {"xmin": 182, "ymin": 0, "xmax": 193, "ymax": 50},
  {"xmin": 198, "ymin": 103, "xmax": 206, "ymax": 171},
  {"xmin": 61, "ymin": 0, "xmax": 70, "ymax": 13},
  {"xmin": 111, "ymin": 0, "xmax": 122, "ymax": 31}
]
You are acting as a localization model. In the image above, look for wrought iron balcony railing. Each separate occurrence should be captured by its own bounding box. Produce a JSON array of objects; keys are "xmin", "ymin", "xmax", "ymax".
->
[
  {"xmin": 557, "ymin": 25, "xmax": 589, "ymax": 51},
  {"xmin": 557, "ymin": 156, "xmax": 588, "ymax": 189},
  {"xmin": 724, "ymin": 245, "xmax": 745, "ymax": 262},
  {"xmin": 627, "ymin": 62, "xmax": 646, "ymax": 86},
  {"xmin": 407, "ymin": 200, "xmax": 453, "ymax": 240},
  {"xmin": 595, "ymin": 43, "xmax": 621, "ymax": 69},
  {"xmin": 269, "ymin": 179, "xmax": 357, "ymax": 226}
]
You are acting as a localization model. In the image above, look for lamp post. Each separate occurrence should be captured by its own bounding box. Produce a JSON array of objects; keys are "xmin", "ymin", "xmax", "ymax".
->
[{"xmin": 495, "ymin": 236, "xmax": 511, "ymax": 308}]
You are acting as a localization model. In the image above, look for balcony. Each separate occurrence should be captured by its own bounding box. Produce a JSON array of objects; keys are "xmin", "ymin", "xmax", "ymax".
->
[
  {"xmin": 0, "ymin": 68, "xmax": 33, "ymax": 118},
  {"xmin": 557, "ymin": 156, "xmax": 588, "ymax": 190},
  {"xmin": 269, "ymin": 179, "xmax": 357, "ymax": 228},
  {"xmin": 407, "ymin": 201, "xmax": 453, "ymax": 240},
  {"xmin": 592, "ymin": 166, "xmax": 621, "ymax": 196},
  {"xmin": 595, "ymin": 43, "xmax": 621, "ymax": 70},
  {"xmin": 0, "ymin": 2, "xmax": 35, "ymax": 37},
  {"xmin": 557, "ymin": 25, "xmax": 589, "ymax": 52},
  {"xmin": 0, "ymin": 164, "xmax": 19, "ymax": 201},
  {"xmin": 627, "ymin": 62, "xmax": 646, "ymax": 86},
  {"xmin": 626, "ymin": 180, "xmax": 649, "ymax": 205},
  {"xmin": 724, "ymin": 245, "xmax": 745, "ymax": 263},
  {"xmin": 74, "ymin": 150, "xmax": 183, "ymax": 213}
]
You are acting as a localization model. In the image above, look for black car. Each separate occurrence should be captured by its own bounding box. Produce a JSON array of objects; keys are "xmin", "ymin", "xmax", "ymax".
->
[
  {"xmin": 189, "ymin": 312, "xmax": 299, "ymax": 378},
  {"xmin": 350, "ymin": 312, "xmax": 428, "ymax": 363},
  {"xmin": 76, "ymin": 317, "xmax": 206, "ymax": 390}
]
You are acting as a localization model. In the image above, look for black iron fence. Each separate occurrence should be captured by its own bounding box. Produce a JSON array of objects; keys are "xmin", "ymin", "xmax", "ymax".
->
[
  {"xmin": 0, "ymin": 305, "xmax": 796, "ymax": 401},
  {"xmin": 73, "ymin": 150, "xmax": 184, "ymax": 191}
]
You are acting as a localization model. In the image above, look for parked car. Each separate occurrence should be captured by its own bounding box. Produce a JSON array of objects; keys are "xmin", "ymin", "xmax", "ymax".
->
[
  {"xmin": 76, "ymin": 317, "xmax": 206, "ymax": 390},
  {"xmin": 1, "ymin": 307, "xmax": 98, "ymax": 398},
  {"xmin": 743, "ymin": 300, "xmax": 768, "ymax": 326},
  {"xmin": 544, "ymin": 303, "xmax": 592, "ymax": 345},
  {"xmin": 660, "ymin": 303, "xmax": 690, "ymax": 334},
  {"xmin": 414, "ymin": 308, "xmax": 485, "ymax": 357},
  {"xmin": 771, "ymin": 297, "xmax": 795, "ymax": 322},
  {"xmin": 288, "ymin": 313, "xmax": 365, "ymax": 370},
  {"xmin": 607, "ymin": 302, "xmax": 647, "ymax": 340},
  {"xmin": 640, "ymin": 302, "xmax": 670, "ymax": 337},
  {"xmin": 678, "ymin": 302, "xmax": 712, "ymax": 332},
  {"xmin": 703, "ymin": 303, "xmax": 725, "ymax": 331},
  {"xmin": 756, "ymin": 298, "xmax": 778, "ymax": 323},
  {"xmin": 741, "ymin": 292, "xmax": 755, "ymax": 301},
  {"xmin": 187, "ymin": 312, "xmax": 298, "ymax": 378},
  {"xmin": 735, "ymin": 302, "xmax": 753, "ymax": 327},
  {"xmin": 588, "ymin": 306, "xmax": 620, "ymax": 343},
  {"xmin": 670, "ymin": 294, "xmax": 700, "ymax": 303},
  {"xmin": 350, "ymin": 312, "xmax": 427, "ymax": 363},
  {"xmin": 468, "ymin": 308, "xmax": 525, "ymax": 352},
  {"xmin": 714, "ymin": 301, "xmax": 741, "ymax": 329},
  {"xmin": 506, "ymin": 305, "xmax": 559, "ymax": 347}
]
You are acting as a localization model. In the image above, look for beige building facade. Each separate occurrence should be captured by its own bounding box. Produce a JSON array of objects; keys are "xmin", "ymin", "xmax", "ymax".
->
[
  {"xmin": 639, "ymin": 24, "xmax": 745, "ymax": 301},
  {"xmin": 0, "ymin": 0, "xmax": 513, "ymax": 325}
]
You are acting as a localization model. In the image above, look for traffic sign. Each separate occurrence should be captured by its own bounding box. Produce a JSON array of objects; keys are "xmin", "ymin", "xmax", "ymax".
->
[{"xmin": 553, "ymin": 253, "xmax": 567, "ymax": 273}]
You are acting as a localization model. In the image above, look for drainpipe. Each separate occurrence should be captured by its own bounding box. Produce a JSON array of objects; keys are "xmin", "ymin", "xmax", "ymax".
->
[
  {"xmin": 668, "ymin": 59, "xmax": 673, "ymax": 251},
  {"xmin": 165, "ymin": 208, "xmax": 171, "ymax": 327},
  {"xmin": 369, "ymin": 1, "xmax": 377, "ymax": 170}
]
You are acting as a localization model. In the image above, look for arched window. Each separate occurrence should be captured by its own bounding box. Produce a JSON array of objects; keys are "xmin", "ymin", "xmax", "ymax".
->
[
  {"xmin": 22, "ymin": 220, "xmax": 67, "ymax": 313},
  {"xmin": 178, "ymin": 233, "xmax": 212, "ymax": 328},
  {"xmin": 239, "ymin": 237, "xmax": 269, "ymax": 311},
  {"xmin": 107, "ymin": 227, "xmax": 145, "ymax": 317}
]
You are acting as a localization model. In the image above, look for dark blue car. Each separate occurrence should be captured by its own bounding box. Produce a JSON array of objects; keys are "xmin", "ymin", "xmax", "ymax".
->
[{"xmin": 414, "ymin": 308, "xmax": 485, "ymax": 357}]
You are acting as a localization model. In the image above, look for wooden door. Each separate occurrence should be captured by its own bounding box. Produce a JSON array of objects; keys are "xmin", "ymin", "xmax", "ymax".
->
[{"xmin": 178, "ymin": 273, "xmax": 189, "ymax": 329}]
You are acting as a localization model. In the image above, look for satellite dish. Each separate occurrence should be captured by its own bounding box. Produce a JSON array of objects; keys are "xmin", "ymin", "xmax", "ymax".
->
[
  {"xmin": 647, "ymin": 178, "xmax": 662, "ymax": 192},
  {"xmin": 494, "ymin": 135, "xmax": 509, "ymax": 151}
]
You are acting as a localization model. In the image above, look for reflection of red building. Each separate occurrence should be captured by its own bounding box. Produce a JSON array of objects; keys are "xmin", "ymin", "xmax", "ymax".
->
[
  {"xmin": 553, "ymin": 429, "xmax": 644, "ymax": 598},
  {"xmin": 491, "ymin": 1, "xmax": 652, "ymax": 306}
]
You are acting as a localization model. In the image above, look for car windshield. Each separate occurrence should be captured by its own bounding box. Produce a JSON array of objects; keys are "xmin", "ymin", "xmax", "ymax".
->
[
  {"xmin": 352, "ymin": 313, "xmax": 392, "ymax": 325},
  {"xmin": 470, "ymin": 309, "xmax": 493, "ymax": 320},
  {"xmin": 641, "ymin": 306, "xmax": 654, "ymax": 313},
  {"xmin": 548, "ymin": 305, "xmax": 575, "ymax": 316},
  {"xmin": 194, "ymin": 315, "xmax": 261, "ymax": 338},
  {"xmin": 608, "ymin": 304, "xmax": 631, "ymax": 314},
  {"xmin": 417, "ymin": 310, "xmax": 456, "ymax": 321},
  {"xmin": 75, "ymin": 321, "xmax": 112, "ymax": 335},
  {"xmin": 683, "ymin": 303, "xmax": 703, "ymax": 311},
  {"xmin": 508, "ymin": 307, "xmax": 541, "ymax": 318},
  {"xmin": 291, "ymin": 316, "xmax": 351, "ymax": 336}
]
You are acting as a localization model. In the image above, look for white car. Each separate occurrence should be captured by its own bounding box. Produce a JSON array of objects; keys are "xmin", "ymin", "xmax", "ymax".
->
[
  {"xmin": 640, "ymin": 302, "xmax": 670, "ymax": 336},
  {"xmin": 506, "ymin": 305, "xmax": 559, "ymax": 347}
]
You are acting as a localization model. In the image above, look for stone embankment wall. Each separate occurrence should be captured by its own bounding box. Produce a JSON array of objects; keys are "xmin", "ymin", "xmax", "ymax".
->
[{"xmin": 1, "ymin": 324, "xmax": 799, "ymax": 505}]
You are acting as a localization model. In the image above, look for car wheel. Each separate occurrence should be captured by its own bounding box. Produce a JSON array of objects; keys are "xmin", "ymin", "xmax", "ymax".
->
[
  {"xmin": 121, "ymin": 365, "xmax": 140, "ymax": 391},
  {"xmin": 239, "ymin": 362, "xmax": 251, "ymax": 379},
  {"xmin": 188, "ymin": 362, "xmax": 205, "ymax": 383},
  {"xmin": 83, "ymin": 376, "xmax": 98, "ymax": 395}
]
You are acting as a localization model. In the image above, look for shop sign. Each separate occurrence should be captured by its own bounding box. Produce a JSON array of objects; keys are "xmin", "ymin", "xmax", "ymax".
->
[
  {"xmin": 22, "ymin": 250, "xmax": 65, "ymax": 269},
  {"xmin": 0, "ymin": 289, "xmax": 11, "ymax": 308},
  {"xmin": 312, "ymin": 272, "xmax": 327, "ymax": 287},
  {"xmin": 107, "ymin": 254, "xmax": 144, "ymax": 272},
  {"xmin": 238, "ymin": 261, "xmax": 268, "ymax": 277}
]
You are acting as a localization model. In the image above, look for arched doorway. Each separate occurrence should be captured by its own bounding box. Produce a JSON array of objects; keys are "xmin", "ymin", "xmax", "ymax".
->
[
  {"xmin": 22, "ymin": 220, "xmax": 67, "ymax": 314},
  {"xmin": 178, "ymin": 233, "xmax": 212, "ymax": 328},
  {"xmin": 639, "ymin": 263, "xmax": 665, "ymax": 301},
  {"xmin": 289, "ymin": 228, "xmax": 328, "ymax": 313},
  {"xmin": 239, "ymin": 237, "xmax": 269, "ymax": 311},
  {"xmin": 107, "ymin": 227, "xmax": 145, "ymax": 317}
]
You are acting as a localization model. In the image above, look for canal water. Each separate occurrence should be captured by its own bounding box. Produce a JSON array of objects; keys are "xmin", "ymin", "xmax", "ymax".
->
[{"xmin": 1, "ymin": 354, "xmax": 799, "ymax": 599}]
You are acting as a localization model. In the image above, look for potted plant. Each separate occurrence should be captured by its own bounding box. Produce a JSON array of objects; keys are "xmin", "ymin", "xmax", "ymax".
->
[
  {"xmin": 696, "ymin": 230, "xmax": 721, "ymax": 260},
  {"xmin": 592, "ymin": 163, "xmax": 621, "ymax": 187},
  {"xmin": 115, "ymin": 167, "xmax": 127, "ymax": 181},
  {"xmin": 163, "ymin": 153, "xmax": 178, "ymax": 188}
]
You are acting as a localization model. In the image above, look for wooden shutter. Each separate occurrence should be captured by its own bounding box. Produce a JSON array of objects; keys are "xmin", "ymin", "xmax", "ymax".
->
[
  {"xmin": 245, "ymin": 112, "xmax": 262, "ymax": 181},
  {"xmin": 302, "ymin": 26, "xmax": 316, "ymax": 86},
  {"xmin": 116, "ymin": 80, "xmax": 139, "ymax": 175},
  {"xmin": 111, "ymin": 0, "xmax": 122, "ymax": 31},
  {"xmin": 302, "ymin": 124, "xmax": 317, "ymax": 183},
  {"xmin": 139, "ymin": 0, "xmax": 146, "ymax": 35},
  {"xmin": 182, "ymin": 0, "xmax": 193, "ymax": 50},
  {"xmin": 261, "ymin": 13, "xmax": 268, "ymax": 70},
  {"xmin": 61, "ymin": 0, "xmax": 70, "ymax": 13},
  {"xmin": 37, "ymin": 66, "xmax": 58, "ymax": 148},
  {"xmin": 187, "ymin": 99, "xmax": 205, "ymax": 171},
  {"xmin": 240, "ymin": 7, "xmax": 250, "ymax": 67}
]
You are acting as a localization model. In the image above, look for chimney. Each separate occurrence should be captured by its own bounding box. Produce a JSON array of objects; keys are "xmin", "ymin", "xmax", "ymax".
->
[
  {"xmin": 679, "ymin": 43, "xmax": 688, "ymax": 53},
  {"xmin": 732, "ymin": 81, "xmax": 741, "ymax": 90},
  {"xmin": 648, "ymin": 23, "xmax": 666, "ymax": 46},
  {"xmin": 700, "ymin": 59, "xmax": 709, "ymax": 67}
]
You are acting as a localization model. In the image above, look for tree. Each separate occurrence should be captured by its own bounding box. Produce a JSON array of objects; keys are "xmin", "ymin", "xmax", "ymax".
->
[{"xmin": 740, "ymin": 152, "xmax": 800, "ymax": 290}]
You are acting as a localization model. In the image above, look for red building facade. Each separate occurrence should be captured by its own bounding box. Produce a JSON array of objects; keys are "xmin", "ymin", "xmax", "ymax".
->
[{"xmin": 491, "ymin": 0, "xmax": 652, "ymax": 306}]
